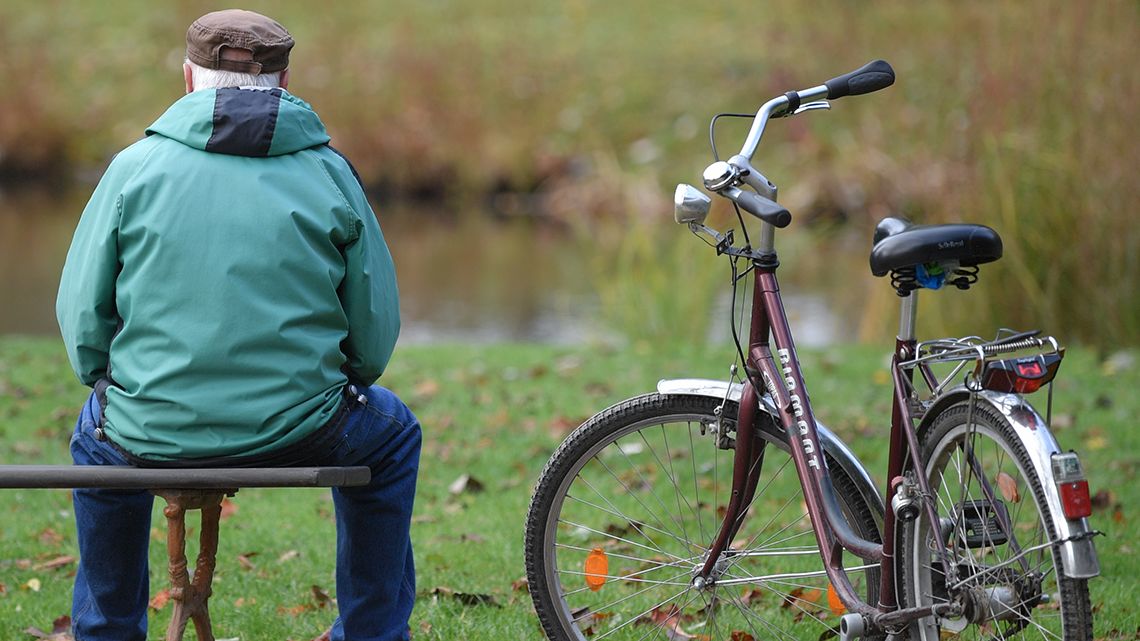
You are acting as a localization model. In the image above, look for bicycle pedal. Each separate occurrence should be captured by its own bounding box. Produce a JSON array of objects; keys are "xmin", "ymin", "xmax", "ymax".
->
[{"xmin": 954, "ymin": 499, "xmax": 1010, "ymax": 548}]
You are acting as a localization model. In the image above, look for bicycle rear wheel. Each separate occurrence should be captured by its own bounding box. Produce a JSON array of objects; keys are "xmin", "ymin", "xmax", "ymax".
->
[
  {"xmin": 896, "ymin": 401, "xmax": 1092, "ymax": 640},
  {"xmin": 524, "ymin": 393, "xmax": 881, "ymax": 641}
]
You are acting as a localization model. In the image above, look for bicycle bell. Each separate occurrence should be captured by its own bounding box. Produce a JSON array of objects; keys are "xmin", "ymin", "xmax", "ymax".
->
[{"xmin": 702, "ymin": 160, "xmax": 739, "ymax": 192}]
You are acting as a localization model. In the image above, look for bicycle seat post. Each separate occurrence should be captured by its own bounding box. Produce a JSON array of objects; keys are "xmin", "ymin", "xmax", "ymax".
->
[{"xmin": 899, "ymin": 291, "xmax": 918, "ymax": 348}]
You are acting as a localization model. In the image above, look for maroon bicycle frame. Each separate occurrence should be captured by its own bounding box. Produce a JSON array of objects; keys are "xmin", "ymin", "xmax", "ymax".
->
[{"xmin": 696, "ymin": 257, "xmax": 948, "ymax": 627}]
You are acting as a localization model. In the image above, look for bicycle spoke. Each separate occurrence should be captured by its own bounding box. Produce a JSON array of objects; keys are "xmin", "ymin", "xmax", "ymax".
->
[
  {"xmin": 558, "ymin": 518, "xmax": 686, "ymax": 564},
  {"xmin": 594, "ymin": 447, "xmax": 688, "ymax": 553},
  {"xmin": 900, "ymin": 409, "xmax": 1083, "ymax": 641},
  {"xmin": 564, "ymin": 490, "xmax": 697, "ymax": 555}
]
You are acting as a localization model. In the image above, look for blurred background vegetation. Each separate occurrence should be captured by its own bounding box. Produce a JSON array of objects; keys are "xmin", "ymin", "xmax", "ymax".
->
[{"xmin": 0, "ymin": 0, "xmax": 1136, "ymax": 348}]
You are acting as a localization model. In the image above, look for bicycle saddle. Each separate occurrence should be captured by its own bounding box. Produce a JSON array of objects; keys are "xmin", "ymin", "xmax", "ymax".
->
[{"xmin": 869, "ymin": 217, "xmax": 1003, "ymax": 277}]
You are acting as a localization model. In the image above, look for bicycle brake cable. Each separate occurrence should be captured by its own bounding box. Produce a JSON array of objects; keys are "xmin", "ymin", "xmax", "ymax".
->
[
  {"xmin": 729, "ymin": 255, "xmax": 750, "ymax": 376},
  {"xmin": 709, "ymin": 112, "xmax": 755, "ymax": 161},
  {"xmin": 709, "ymin": 112, "xmax": 756, "ymax": 247}
]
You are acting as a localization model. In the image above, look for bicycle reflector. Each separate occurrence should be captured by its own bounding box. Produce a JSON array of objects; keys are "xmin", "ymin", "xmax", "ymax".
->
[
  {"xmin": 1051, "ymin": 452, "xmax": 1092, "ymax": 519},
  {"xmin": 979, "ymin": 352, "xmax": 1063, "ymax": 394},
  {"xmin": 584, "ymin": 547, "xmax": 609, "ymax": 592}
]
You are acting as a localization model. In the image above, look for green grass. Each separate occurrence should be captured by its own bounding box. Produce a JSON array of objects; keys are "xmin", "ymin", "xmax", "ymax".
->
[{"xmin": 1, "ymin": 337, "xmax": 1137, "ymax": 639}]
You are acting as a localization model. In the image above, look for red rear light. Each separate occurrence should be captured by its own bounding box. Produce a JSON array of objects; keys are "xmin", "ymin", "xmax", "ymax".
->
[
  {"xmin": 1058, "ymin": 480, "xmax": 1092, "ymax": 519},
  {"xmin": 1052, "ymin": 452, "xmax": 1092, "ymax": 519},
  {"xmin": 981, "ymin": 352, "xmax": 1062, "ymax": 394}
]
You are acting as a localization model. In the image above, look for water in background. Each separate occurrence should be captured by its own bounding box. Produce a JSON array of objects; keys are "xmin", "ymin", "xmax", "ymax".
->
[{"xmin": 0, "ymin": 186, "xmax": 850, "ymax": 346}]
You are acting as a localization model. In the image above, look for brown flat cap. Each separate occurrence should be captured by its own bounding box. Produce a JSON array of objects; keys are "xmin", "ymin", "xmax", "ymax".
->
[{"xmin": 186, "ymin": 9, "xmax": 294, "ymax": 74}]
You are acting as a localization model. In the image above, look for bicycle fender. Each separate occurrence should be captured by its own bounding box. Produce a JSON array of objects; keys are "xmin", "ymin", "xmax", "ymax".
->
[
  {"xmin": 656, "ymin": 378, "xmax": 885, "ymax": 522},
  {"xmin": 920, "ymin": 388, "xmax": 1101, "ymax": 580}
]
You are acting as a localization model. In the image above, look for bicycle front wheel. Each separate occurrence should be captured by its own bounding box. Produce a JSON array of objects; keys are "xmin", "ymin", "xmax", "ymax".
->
[
  {"xmin": 524, "ymin": 393, "xmax": 881, "ymax": 641},
  {"xmin": 896, "ymin": 401, "xmax": 1093, "ymax": 641}
]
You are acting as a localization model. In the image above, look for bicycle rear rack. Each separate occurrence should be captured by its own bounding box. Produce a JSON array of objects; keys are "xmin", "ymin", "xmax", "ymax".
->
[{"xmin": 898, "ymin": 330, "xmax": 1064, "ymax": 417}]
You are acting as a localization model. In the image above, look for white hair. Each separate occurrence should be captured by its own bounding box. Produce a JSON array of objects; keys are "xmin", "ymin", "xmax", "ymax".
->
[{"xmin": 186, "ymin": 59, "xmax": 282, "ymax": 91}]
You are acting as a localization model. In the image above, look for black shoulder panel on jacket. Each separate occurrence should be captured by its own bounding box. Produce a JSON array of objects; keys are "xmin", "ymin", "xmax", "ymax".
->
[{"xmin": 206, "ymin": 88, "xmax": 282, "ymax": 157}]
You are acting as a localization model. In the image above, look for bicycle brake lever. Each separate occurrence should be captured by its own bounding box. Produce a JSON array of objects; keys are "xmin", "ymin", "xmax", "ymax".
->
[{"xmin": 791, "ymin": 100, "xmax": 831, "ymax": 116}]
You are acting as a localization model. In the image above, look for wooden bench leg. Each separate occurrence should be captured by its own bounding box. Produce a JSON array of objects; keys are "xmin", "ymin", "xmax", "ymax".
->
[{"xmin": 153, "ymin": 489, "xmax": 233, "ymax": 641}]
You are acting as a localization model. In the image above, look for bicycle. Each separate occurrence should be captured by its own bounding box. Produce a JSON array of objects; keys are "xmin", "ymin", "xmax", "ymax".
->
[{"xmin": 523, "ymin": 60, "xmax": 1100, "ymax": 641}]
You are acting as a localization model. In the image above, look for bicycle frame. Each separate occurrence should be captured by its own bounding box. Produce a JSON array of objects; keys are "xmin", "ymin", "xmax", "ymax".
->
[
  {"xmin": 681, "ymin": 251, "xmax": 1101, "ymax": 630},
  {"xmin": 691, "ymin": 253, "xmax": 931, "ymax": 625}
]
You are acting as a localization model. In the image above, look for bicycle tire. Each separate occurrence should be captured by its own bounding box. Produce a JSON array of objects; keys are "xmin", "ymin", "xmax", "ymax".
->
[
  {"xmin": 524, "ymin": 392, "xmax": 882, "ymax": 641},
  {"xmin": 896, "ymin": 401, "xmax": 1093, "ymax": 641}
]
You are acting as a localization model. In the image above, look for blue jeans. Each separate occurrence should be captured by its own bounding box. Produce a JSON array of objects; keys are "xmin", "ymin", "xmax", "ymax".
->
[{"xmin": 69, "ymin": 386, "xmax": 421, "ymax": 641}]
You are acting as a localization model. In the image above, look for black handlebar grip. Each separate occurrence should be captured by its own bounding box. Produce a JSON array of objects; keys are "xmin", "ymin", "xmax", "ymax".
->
[
  {"xmin": 824, "ymin": 59, "xmax": 895, "ymax": 100},
  {"xmin": 732, "ymin": 189, "xmax": 792, "ymax": 228}
]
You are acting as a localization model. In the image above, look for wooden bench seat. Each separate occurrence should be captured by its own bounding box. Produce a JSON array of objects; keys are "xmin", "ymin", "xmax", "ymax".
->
[{"xmin": 0, "ymin": 465, "xmax": 371, "ymax": 641}]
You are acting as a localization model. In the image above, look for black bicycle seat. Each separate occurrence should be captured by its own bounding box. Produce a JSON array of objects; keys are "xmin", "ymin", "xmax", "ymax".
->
[{"xmin": 869, "ymin": 217, "xmax": 1003, "ymax": 277}]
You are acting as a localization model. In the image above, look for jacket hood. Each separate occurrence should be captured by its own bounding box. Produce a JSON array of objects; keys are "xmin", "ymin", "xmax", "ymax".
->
[{"xmin": 145, "ymin": 88, "xmax": 330, "ymax": 157}]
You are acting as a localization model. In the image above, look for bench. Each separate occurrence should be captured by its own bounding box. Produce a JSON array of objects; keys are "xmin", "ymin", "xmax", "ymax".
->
[{"xmin": 0, "ymin": 465, "xmax": 371, "ymax": 641}]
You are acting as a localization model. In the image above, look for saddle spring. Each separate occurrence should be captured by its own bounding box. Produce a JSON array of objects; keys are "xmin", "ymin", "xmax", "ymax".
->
[{"xmin": 889, "ymin": 264, "xmax": 980, "ymax": 297}]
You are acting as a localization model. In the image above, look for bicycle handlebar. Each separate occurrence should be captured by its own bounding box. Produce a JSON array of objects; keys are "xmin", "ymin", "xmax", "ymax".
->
[
  {"xmin": 823, "ymin": 59, "xmax": 896, "ymax": 100},
  {"xmin": 724, "ymin": 186, "xmax": 792, "ymax": 228},
  {"xmin": 691, "ymin": 60, "xmax": 894, "ymax": 243},
  {"xmin": 738, "ymin": 59, "xmax": 895, "ymax": 160}
]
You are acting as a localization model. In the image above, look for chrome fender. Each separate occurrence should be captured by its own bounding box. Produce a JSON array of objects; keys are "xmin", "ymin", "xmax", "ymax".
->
[
  {"xmin": 656, "ymin": 378, "xmax": 885, "ymax": 523},
  {"xmin": 921, "ymin": 388, "xmax": 1100, "ymax": 579}
]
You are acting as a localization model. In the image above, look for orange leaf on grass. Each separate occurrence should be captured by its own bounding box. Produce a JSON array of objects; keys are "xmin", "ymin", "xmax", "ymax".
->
[{"xmin": 149, "ymin": 588, "xmax": 170, "ymax": 611}]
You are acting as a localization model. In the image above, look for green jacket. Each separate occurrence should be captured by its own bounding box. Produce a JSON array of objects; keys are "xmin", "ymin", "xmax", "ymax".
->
[{"xmin": 57, "ymin": 88, "xmax": 400, "ymax": 461}]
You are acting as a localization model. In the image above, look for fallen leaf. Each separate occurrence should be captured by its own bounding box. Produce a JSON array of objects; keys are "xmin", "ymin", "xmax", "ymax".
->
[
  {"xmin": 739, "ymin": 587, "xmax": 764, "ymax": 606},
  {"xmin": 311, "ymin": 584, "xmax": 333, "ymax": 608},
  {"xmin": 781, "ymin": 587, "xmax": 823, "ymax": 610},
  {"xmin": 731, "ymin": 632, "xmax": 757, "ymax": 641},
  {"xmin": 571, "ymin": 607, "xmax": 613, "ymax": 636},
  {"xmin": 995, "ymin": 471, "xmax": 1021, "ymax": 503},
  {"xmin": 548, "ymin": 416, "xmax": 580, "ymax": 437},
  {"xmin": 448, "ymin": 473, "xmax": 485, "ymax": 495},
  {"xmin": 1101, "ymin": 350, "xmax": 1137, "ymax": 375},
  {"xmin": 149, "ymin": 588, "xmax": 171, "ymax": 611},
  {"xmin": 22, "ymin": 614, "xmax": 73, "ymax": 640},
  {"xmin": 635, "ymin": 604, "xmax": 700, "ymax": 639},
  {"xmin": 428, "ymin": 586, "xmax": 501, "ymax": 607},
  {"xmin": 1085, "ymin": 435, "xmax": 1108, "ymax": 450},
  {"xmin": 511, "ymin": 576, "xmax": 529, "ymax": 593},
  {"xmin": 278, "ymin": 549, "xmax": 301, "ymax": 563},
  {"xmin": 219, "ymin": 497, "xmax": 238, "ymax": 520},
  {"xmin": 237, "ymin": 551, "xmax": 258, "ymax": 570},
  {"xmin": 24, "ymin": 578, "xmax": 42, "ymax": 592},
  {"xmin": 278, "ymin": 603, "xmax": 312, "ymax": 616},
  {"xmin": 1091, "ymin": 489, "xmax": 1116, "ymax": 510},
  {"xmin": 37, "ymin": 528, "xmax": 64, "ymax": 546},
  {"xmin": 33, "ymin": 555, "xmax": 76, "ymax": 571},
  {"xmin": 413, "ymin": 379, "xmax": 441, "ymax": 400}
]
